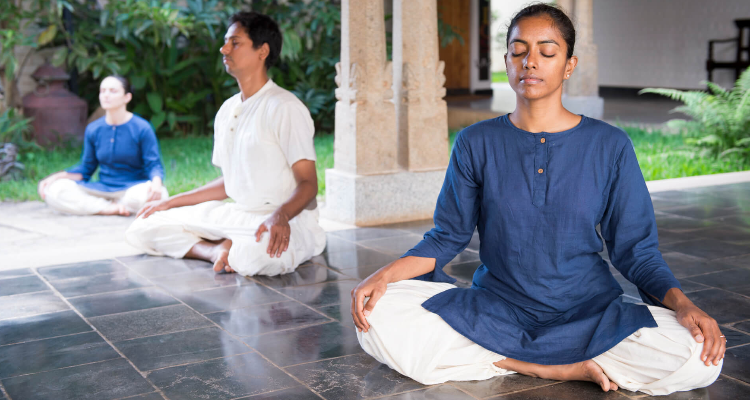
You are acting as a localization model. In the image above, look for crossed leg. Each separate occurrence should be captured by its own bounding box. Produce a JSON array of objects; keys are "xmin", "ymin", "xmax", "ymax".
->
[{"xmin": 185, "ymin": 239, "xmax": 234, "ymax": 273}]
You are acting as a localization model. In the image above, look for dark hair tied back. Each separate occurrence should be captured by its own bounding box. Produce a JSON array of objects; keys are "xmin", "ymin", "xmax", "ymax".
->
[
  {"xmin": 107, "ymin": 75, "xmax": 132, "ymax": 95},
  {"xmin": 506, "ymin": 3, "xmax": 576, "ymax": 59}
]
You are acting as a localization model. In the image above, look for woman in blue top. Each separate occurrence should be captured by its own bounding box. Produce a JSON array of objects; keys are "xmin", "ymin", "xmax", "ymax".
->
[
  {"xmin": 351, "ymin": 4, "xmax": 723, "ymax": 395},
  {"xmin": 38, "ymin": 76, "xmax": 167, "ymax": 216}
]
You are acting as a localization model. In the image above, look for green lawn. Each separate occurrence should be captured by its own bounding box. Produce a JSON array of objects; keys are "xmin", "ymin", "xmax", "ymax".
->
[
  {"xmin": 1, "ymin": 127, "xmax": 748, "ymax": 202},
  {"xmin": 492, "ymin": 71, "xmax": 508, "ymax": 83}
]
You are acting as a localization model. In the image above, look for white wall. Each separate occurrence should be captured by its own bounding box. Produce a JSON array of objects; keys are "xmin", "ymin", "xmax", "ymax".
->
[
  {"xmin": 594, "ymin": 0, "xmax": 749, "ymax": 90},
  {"xmin": 490, "ymin": 0, "xmax": 529, "ymax": 73}
]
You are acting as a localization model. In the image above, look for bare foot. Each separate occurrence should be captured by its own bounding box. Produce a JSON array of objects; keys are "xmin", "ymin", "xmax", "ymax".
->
[
  {"xmin": 494, "ymin": 358, "xmax": 618, "ymax": 392},
  {"xmin": 97, "ymin": 202, "xmax": 130, "ymax": 216},
  {"xmin": 578, "ymin": 360, "xmax": 618, "ymax": 392},
  {"xmin": 211, "ymin": 239, "xmax": 234, "ymax": 273}
]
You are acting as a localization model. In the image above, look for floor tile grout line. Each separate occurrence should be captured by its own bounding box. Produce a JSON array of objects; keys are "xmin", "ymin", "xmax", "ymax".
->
[
  {"xmin": 85, "ymin": 303, "xmax": 188, "ymax": 321},
  {"xmin": 445, "ymin": 382, "xmax": 484, "ymax": 400},
  {"xmin": 719, "ymin": 373, "xmax": 750, "ymax": 387},
  {"xmin": 25, "ymin": 267, "xmax": 170, "ymax": 399},
  {"xmin": 116, "ymin": 259, "xmax": 332, "ymax": 399},
  {"xmin": 280, "ymin": 351, "xmax": 366, "ymax": 370},
  {"xmin": 727, "ymin": 342, "xmax": 750, "ymax": 350},
  {"xmin": 229, "ymin": 385, "xmax": 326, "ymax": 400},
  {"xmin": 0, "ymin": 329, "xmax": 97, "ymax": 348},
  {"xmin": 140, "ymin": 350, "xmax": 257, "ymax": 374},
  {"xmin": 62, "ymin": 284, "xmax": 163, "ymax": 300},
  {"xmin": 0, "ymin": 357, "xmax": 121, "ymax": 381},
  {"xmin": 482, "ymin": 381, "xmax": 568, "ymax": 399},
  {"xmin": 0, "ymin": 381, "xmax": 10, "ymax": 400}
]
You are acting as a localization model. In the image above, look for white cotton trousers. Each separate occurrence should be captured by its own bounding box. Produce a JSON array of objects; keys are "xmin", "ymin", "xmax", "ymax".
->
[
  {"xmin": 357, "ymin": 280, "xmax": 722, "ymax": 396},
  {"xmin": 44, "ymin": 178, "xmax": 169, "ymax": 216},
  {"xmin": 124, "ymin": 201, "xmax": 327, "ymax": 277}
]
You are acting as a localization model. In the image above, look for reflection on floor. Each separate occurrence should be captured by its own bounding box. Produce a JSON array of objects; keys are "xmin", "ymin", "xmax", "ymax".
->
[{"xmin": 1, "ymin": 182, "xmax": 750, "ymax": 399}]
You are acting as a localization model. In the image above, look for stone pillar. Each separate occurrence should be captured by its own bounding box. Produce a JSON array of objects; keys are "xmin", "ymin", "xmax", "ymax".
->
[
  {"xmin": 323, "ymin": 0, "xmax": 448, "ymax": 226},
  {"xmin": 561, "ymin": 0, "xmax": 604, "ymax": 119},
  {"xmin": 394, "ymin": 0, "xmax": 450, "ymax": 172}
]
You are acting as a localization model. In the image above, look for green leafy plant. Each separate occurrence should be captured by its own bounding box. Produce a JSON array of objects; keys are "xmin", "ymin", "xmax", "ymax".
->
[
  {"xmin": 0, "ymin": 108, "xmax": 39, "ymax": 153},
  {"xmin": 640, "ymin": 67, "xmax": 750, "ymax": 158}
]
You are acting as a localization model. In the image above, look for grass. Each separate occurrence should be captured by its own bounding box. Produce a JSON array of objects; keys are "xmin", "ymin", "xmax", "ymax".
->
[
  {"xmin": 492, "ymin": 71, "xmax": 508, "ymax": 83},
  {"xmin": 2, "ymin": 127, "xmax": 748, "ymax": 202}
]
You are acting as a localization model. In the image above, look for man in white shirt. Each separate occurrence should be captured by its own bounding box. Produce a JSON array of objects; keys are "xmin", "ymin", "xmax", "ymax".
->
[{"xmin": 125, "ymin": 11, "xmax": 326, "ymax": 276}]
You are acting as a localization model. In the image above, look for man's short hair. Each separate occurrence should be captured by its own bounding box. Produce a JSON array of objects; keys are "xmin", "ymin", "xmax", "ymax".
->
[{"xmin": 230, "ymin": 11, "xmax": 283, "ymax": 71}]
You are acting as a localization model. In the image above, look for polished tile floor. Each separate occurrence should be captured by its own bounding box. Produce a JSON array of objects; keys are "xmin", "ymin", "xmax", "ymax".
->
[{"xmin": 2, "ymin": 183, "xmax": 750, "ymax": 399}]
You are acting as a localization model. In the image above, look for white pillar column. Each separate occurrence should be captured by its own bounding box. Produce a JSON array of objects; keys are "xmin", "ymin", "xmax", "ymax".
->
[{"xmin": 562, "ymin": 0, "xmax": 604, "ymax": 118}]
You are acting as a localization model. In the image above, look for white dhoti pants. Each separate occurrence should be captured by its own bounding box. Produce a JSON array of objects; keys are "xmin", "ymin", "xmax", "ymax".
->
[
  {"xmin": 124, "ymin": 201, "xmax": 327, "ymax": 277},
  {"xmin": 44, "ymin": 178, "xmax": 169, "ymax": 216},
  {"xmin": 357, "ymin": 280, "xmax": 722, "ymax": 396}
]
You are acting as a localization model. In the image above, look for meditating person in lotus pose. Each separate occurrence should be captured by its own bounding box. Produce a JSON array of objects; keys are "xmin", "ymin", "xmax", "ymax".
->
[
  {"xmin": 350, "ymin": 4, "xmax": 723, "ymax": 395},
  {"xmin": 38, "ymin": 76, "xmax": 168, "ymax": 216},
  {"xmin": 125, "ymin": 11, "xmax": 326, "ymax": 277}
]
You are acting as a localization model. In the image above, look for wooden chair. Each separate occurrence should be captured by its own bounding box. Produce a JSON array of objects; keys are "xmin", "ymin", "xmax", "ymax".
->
[{"xmin": 706, "ymin": 18, "xmax": 750, "ymax": 82}]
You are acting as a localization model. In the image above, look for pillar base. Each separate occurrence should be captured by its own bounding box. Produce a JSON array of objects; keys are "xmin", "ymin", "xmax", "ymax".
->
[
  {"xmin": 322, "ymin": 168, "xmax": 446, "ymax": 226},
  {"xmin": 562, "ymin": 94, "xmax": 604, "ymax": 119}
]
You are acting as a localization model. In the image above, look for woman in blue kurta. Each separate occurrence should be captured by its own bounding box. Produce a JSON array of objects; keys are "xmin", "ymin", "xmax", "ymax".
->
[
  {"xmin": 38, "ymin": 76, "xmax": 167, "ymax": 216},
  {"xmin": 351, "ymin": 4, "xmax": 724, "ymax": 395}
]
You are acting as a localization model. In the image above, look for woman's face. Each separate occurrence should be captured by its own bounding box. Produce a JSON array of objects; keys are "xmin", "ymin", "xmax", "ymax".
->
[
  {"xmin": 505, "ymin": 16, "xmax": 577, "ymax": 101},
  {"xmin": 99, "ymin": 77, "xmax": 131, "ymax": 111}
]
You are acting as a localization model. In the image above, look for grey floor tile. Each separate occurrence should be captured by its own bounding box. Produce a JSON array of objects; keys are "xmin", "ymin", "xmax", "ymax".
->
[
  {"xmin": 236, "ymin": 386, "xmax": 320, "ymax": 399},
  {"xmin": 662, "ymin": 252, "xmax": 736, "ymax": 279},
  {"xmin": 444, "ymin": 261, "xmax": 482, "ymax": 283},
  {"xmin": 657, "ymin": 230, "xmax": 698, "ymax": 246},
  {"xmin": 323, "ymin": 235, "xmax": 364, "ymax": 254},
  {"xmin": 0, "ymin": 275, "xmax": 48, "ymax": 297},
  {"xmin": 490, "ymin": 380, "xmax": 620, "ymax": 399},
  {"xmin": 317, "ymin": 303, "xmax": 356, "ymax": 329},
  {"xmin": 253, "ymin": 264, "xmax": 346, "ymax": 288},
  {"xmin": 0, "ymin": 291, "xmax": 69, "ymax": 321},
  {"xmin": 722, "ymin": 254, "xmax": 750, "ymax": 269},
  {"xmin": 148, "ymin": 352, "xmax": 297, "ymax": 400},
  {"xmin": 175, "ymin": 284, "xmax": 288, "ymax": 314},
  {"xmin": 379, "ymin": 219, "xmax": 435, "ymax": 236},
  {"xmin": 38, "ymin": 259, "xmax": 128, "ymax": 281},
  {"xmin": 0, "ymin": 332, "xmax": 119, "ymax": 379},
  {"xmin": 0, "ymin": 310, "xmax": 91, "ymax": 345},
  {"xmin": 335, "ymin": 264, "xmax": 384, "ymax": 280},
  {"xmin": 119, "ymin": 393, "xmax": 165, "ymax": 400},
  {"xmin": 0, "ymin": 268, "xmax": 33, "ymax": 280},
  {"xmin": 150, "ymin": 269, "xmax": 253, "ymax": 293},
  {"xmin": 452, "ymin": 373, "xmax": 558, "ymax": 398},
  {"xmin": 49, "ymin": 270, "xmax": 151, "ymax": 298},
  {"xmin": 722, "ymin": 345, "xmax": 750, "ymax": 385},
  {"xmin": 661, "ymin": 239, "xmax": 750, "ymax": 260},
  {"xmin": 311, "ymin": 248, "xmax": 397, "ymax": 271},
  {"xmin": 612, "ymin": 273, "xmax": 641, "ymax": 299},
  {"xmin": 447, "ymin": 250, "xmax": 481, "ymax": 265},
  {"xmin": 693, "ymin": 227, "xmax": 750, "ymax": 244},
  {"xmin": 686, "ymin": 269, "xmax": 750, "ymax": 291},
  {"xmin": 206, "ymin": 301, "xmax": 330, "ymax": 337},
  {"xmin": 119, "ymin": 256, "xmax": 212, "ymax": 278},
  {"xmin": 115, "ymin": 326, "xmax": 251, "ymax": 371},
  {"xmin": 687, "ymin": 376, "xmax": 750, "ymax": 400},
  {"xmin": 655, "ymin": 215, "xmax": 718, "ymax": 232},
  {"xmin": 244, "ymin": 321, "xmax": 362, "ymax": 367},
  {"xmin": 1, "ymin": 358, "xmax": 154, "ymax": 400},
  {"xmin": 380, "ymin": 385, "xmax": 477, "ymax": 399},
  {"xmin": 723, "ymin": 327, "xmax": 750, "ymax": 348},
  {"xmin": 664, "ymin": 205, "xmax": 742, "ymax": 220},
  {"xmin": 357, "ymin": 234, "xmax": 425, "ymax": 256},
  {"xmin": 686, "ymin": 289, "xmax": 750, "ymax": 324},
  {"xmin": 732, "ymin": 320, "xmax": 750, "ymax": 332},
  {"xmin": 89, "ymin": 304, "xmax": 213, "ymax": 342},
  {"xmin": 712, "ymin": 214, "xmax": 750, "ymax": 229},
  {"xmin": 285, "ymin": 353, "xmax": 425, "ymax": 400},
  {"xmin": 69, "ymin": 287, "xmax": 178, "ymax": 318},
  {"xmin": 329, "ymin": 228, "xmax": 413, "ymax": 242},
  {"xmin": 467, "ymin": 232, "xmax": 480, "ymax": 251},
  {"xmin": 276, "ymin": 280, "xmax": 359, "ymax": 307}
]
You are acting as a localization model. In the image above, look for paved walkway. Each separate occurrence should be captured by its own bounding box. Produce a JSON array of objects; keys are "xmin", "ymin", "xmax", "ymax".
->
[{"xmin": 1, "ymin": 175, "xmax": 749, "ymax": 399}]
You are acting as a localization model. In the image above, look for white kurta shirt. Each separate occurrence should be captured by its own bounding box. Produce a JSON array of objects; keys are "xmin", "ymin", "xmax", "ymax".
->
[{"xmin": 212, "ymin": 80, "xmax": 317, "ymax": 213}]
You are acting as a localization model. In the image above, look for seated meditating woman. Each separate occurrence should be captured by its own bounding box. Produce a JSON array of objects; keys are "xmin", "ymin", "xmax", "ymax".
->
[
  {"xmin": 125, "ymin": 11, "xmax": 326, "ymax": 277},
  {"xmin": 351, "ymin": 4, "xmax": 723, "ymax": 395},
  {"xmin": 38, "ymin": 76, "xmax": 168, "ymax": 216}
]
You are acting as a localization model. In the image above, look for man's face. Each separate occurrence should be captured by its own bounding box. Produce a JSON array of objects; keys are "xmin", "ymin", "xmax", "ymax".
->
[{"xmin": 220, "ymin": 22, "xmax": 268, "ymax": 78}]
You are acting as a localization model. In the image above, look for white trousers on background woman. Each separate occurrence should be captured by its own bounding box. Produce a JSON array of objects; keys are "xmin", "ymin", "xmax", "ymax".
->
[
  {"xmin": 124, "ymin": 200, "xmax": 327, "ymax": 277},
  {"xmin": 357, "ymin": 280, "xmax": 722, "ymax": 396},
  {"xmin": 44, "ymin": 178, "xmax": 168, "ymax": 216}
]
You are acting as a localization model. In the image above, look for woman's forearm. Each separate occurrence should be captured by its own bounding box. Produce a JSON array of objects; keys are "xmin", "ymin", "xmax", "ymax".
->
[{"xmin": 376, "ymin": 256, "xmax": 437, "ymax": 283}]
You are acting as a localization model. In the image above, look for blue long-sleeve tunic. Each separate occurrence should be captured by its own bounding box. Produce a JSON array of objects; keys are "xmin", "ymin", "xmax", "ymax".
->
[
  {"xmin": 67, "ymin": 115, "xmax": 165, "ymax": 192},
  {"xmin": 404, "ymin": 114, "xmax": 681, "ymax": 365}
]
